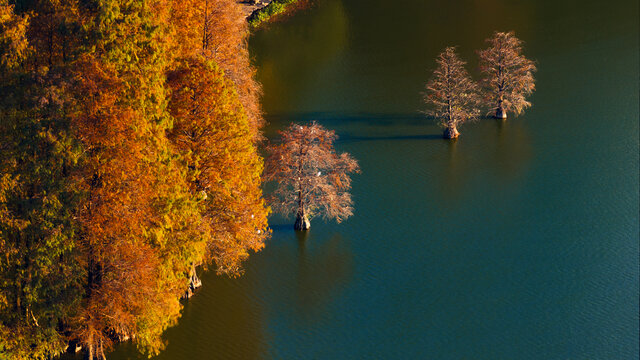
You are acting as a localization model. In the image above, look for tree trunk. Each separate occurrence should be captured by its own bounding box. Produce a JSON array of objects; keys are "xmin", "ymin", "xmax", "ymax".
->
[
  {"xmin": 15, "ymin": 280, "xmax": 21, "ymax": 314},
  {"xmin": 182, "ymin": 263, "xmax": 202, "ymax": 299},
  {"xmin": 85, "ymin": 337, "xmax": 94, "ymax": 360},
  {"xmin": 294, "ymin": 209, "xmax": 310, "ymax": 231},
  {"xmin": 443, "ymin": 124, "xmax": 460, "ymax": 139},
  {"xmin": 98, "ymin": 339, "xmax": 106, "ymax": 360},
  {"xmin": 67, "ymin": 340, "xmax": 82, "ymax": 353},
  {"xmin": 495, "ymin": 106, "xmax": 507, "ymax": 119}
]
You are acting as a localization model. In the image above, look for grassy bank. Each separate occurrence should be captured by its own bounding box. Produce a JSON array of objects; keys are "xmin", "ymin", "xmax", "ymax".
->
[{"xmin": 248, "ymin": 0, "xmax": 300, "ymax": 28}]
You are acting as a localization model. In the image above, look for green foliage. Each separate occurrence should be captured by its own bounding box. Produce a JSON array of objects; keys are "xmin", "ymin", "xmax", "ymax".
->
[
  {"xmin": 248, "ymin": 0, "xmax": 300, "ymax": 29},
  {"xmin": 0, "ymin": 67, "xmax": 86, "ymax": 360},
  {"xmin": 0, "ymin": 0, "xmax": 30, "ymax": 71}
]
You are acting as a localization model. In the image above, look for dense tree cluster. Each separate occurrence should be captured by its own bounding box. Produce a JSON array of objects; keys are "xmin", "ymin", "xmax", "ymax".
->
[
  {"xmin": 0, "ymin": 0, "xmax": 269, "ymax": 359},
  {"xmin": 424, "ymin": 31, "xmax": 536, "ymax": 139}
]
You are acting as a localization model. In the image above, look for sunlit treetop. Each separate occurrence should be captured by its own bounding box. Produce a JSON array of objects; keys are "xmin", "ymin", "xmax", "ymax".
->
[
  {"xmin": 265, "ymin": 122, "xmax": 360, "ymax": 230},
  {"xmin": 477, "ymin": 31, "xmax": 537, "ymax": 119}
]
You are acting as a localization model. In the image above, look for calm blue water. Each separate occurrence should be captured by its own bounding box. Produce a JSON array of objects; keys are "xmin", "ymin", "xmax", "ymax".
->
[{"xmin": 105, "ymin": 0, "xmax": 639, "ymax": 359}]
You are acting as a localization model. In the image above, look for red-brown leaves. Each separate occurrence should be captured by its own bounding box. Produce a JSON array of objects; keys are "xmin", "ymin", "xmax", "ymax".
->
[
  {"xmin": 170, "ymin": 0, "xmax": 263, "ymax": 134},
  {"xmin": 2, "ymin": 0, "xmax": 267, "ymax": 358},
  {"xmin": 167, "ymin": 56, "xmax": 269, "ymax": 275},
  {"xmin": 424, "ymin": 47, "xmax": 481, "ymax": 137},
  {"xmin": 166, "ymin": 0, "xmax": 270, "ymax": 276},
  {"xmin": 478, "ymin": 31, "xmax": 537, "ymax": 118},
  {"xmin": 69, "ymin": 51, "xmax": 165, "ymax": 357},
  {"xmin": 265, "ymin": 122, "xmax": 359, "ymax": 225}
]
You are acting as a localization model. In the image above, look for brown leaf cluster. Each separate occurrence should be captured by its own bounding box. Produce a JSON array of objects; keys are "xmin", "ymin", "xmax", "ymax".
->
[
  {"xmin": 424, "ymin": 46, "xmax": 481, "ymax": 134},
  {"xmin": 478, "ymin": 31, "xmax": 537, "ymax": 117},
  {"xmin": 265, "ymin": 122, "xmax": 359, "ymax": 224},
  {"xmin": 424, "ymin": 31, "xmax": 536, "ymax": 136}
]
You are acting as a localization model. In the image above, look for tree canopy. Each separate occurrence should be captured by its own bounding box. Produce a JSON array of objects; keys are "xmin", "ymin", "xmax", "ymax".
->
[
  {"xmin": 424, "ymin": 47, "xmax": 481, "ymax": 139},
  {"xmin": 0, "ymin": 0, "xmax": 268, "ymax": 359},
  {"xmin": 265, "ymin": 122, "xmax": 359, "ymax": 230},
  {"xmin": 478, "ymin": 31, "xmax": 537, "ymax": 119}
]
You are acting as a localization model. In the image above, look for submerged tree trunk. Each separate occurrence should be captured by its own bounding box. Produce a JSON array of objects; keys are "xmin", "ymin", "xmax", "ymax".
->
[
  {"xmin": 495, "ymin": 106, "xmax": 507, "ymax": 119},
  {"xmin": 443, "ymin": 124, "xmax": 460, "ymax": 139},
  {"xmin": 98, "ymin": 339, "xmax": 106, "ymax": 360},
  {"xmin": 294, "ymin": 209, "xmax": 310, "ymax": 231},
  {"xmin": 182, "ymin": 263, "xmax": 202, "ymax": 299},
  {"xmin": 85, "ymin": 341, "xmax": 106, "ymax": 360},
  {"xmin": 86, "ymin": 341, "xmax": 93, "ymax": 360},
  {"xmin": 495, "ymin": 96, "xmax": 507, "ymax": 119},
  {"xmin": 84, "ymin": 334, "xmax": 97, "ymax": 360},
  {"xmin": 66, "ymin": 340, "xmax": 82, "ymax": 354}
]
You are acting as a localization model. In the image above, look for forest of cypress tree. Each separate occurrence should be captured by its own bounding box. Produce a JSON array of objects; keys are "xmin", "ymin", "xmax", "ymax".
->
[{"xmin": 0, "ymin": 0, "xmax": 269, "ymax": 359}]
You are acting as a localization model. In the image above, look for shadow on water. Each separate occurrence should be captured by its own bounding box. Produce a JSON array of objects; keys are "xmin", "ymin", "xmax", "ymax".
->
[
  {"xmin": 264, "ymin": 112, "xmax": 447, "ymax": 142},
  {"xmin": 269, "ymin": 223, "xmax": 294, "ymax": 232},
  {"xmin": 264, "ymin": 112, "xmax": 427, "ymax": 129},
  {"xmin": 289, "ymin": 233, "xmax": 354, "ymax": 323},
  {"xmin": 492, "ymin": 118, "xmax": 533, "ymax": 181},
  {"xmin": 338, "ymin": 133, "xmax": 442, "ymax": 143}
]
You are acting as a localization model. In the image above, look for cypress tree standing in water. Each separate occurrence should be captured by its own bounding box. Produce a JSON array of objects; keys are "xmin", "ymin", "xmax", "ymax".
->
[
  {"xmin": 424, "ymin": 47, "xmax": 481, "ymax": 139},
  {"xmin": 477, "ymin": 31, "xmax": 537, "ymax": 119},
  {"xmin": 265, "ymin": 122, "xmax": 359, "ymax": 231}
]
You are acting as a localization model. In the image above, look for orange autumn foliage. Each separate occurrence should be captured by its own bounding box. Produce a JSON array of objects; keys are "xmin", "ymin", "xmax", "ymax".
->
[
  {"xmin": 167, "ymin": 57, "xmax": 269, "ymax": 275},
  {"xmin": 66, "ymin": 1, "xmax": 204, "ymax": 357},
  {"xmin": 0, "ymin": 0, "xmax": 30, "ymax": 71},
  {"xmin": 170, "ymin": 0, "xmax": 263, "ymax": 134},
  {"xmin": 1, "ymin": 0, "xmax": 269, "ymax": 358},
  {"xmin": 69, "ymin": 52, "xmax": 181, "ymax": 359}
]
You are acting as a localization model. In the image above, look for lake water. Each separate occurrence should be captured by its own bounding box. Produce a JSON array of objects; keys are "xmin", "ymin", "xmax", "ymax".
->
[{"xmin": 104, "ymin": 0, "xmax": 639, "ymax": 359}]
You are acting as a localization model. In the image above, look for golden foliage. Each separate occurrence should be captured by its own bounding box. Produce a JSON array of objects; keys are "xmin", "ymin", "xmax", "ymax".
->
[
  {"xmin": 478, "ymin": 31, "xmax": 537, "ymax": 118},
  {"xmin": 0, "ymin": 0, "xmax": 30, "ymax": 70},
  {"xmin": 0, "ymin": 0, "xmax": 269, "ymax": 359},
  {"xmin": 265, "ymin": 122, "xmax": 359, "ymax": 226},
  {"xmin": 167, "ymin": 56, "xmax": 269, "ymax": 275},
  {"xmin": 170, "ymin": 0, "xmax": 264, "ymax": 134}
]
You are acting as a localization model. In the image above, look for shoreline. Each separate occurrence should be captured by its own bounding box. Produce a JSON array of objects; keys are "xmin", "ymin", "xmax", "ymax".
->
[
  {"xmin": 238, "ymin": 0, "xmax": 271, "ymax": 19},
  {"xmin": 239, "ymin": 0, "xmax": 304, "ymax": 29}
]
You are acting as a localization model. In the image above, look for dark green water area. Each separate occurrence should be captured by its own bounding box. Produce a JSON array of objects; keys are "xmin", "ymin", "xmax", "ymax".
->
[{"xmin": 105, "ymin": 0, "xmax": 639, "ymax": 358}]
